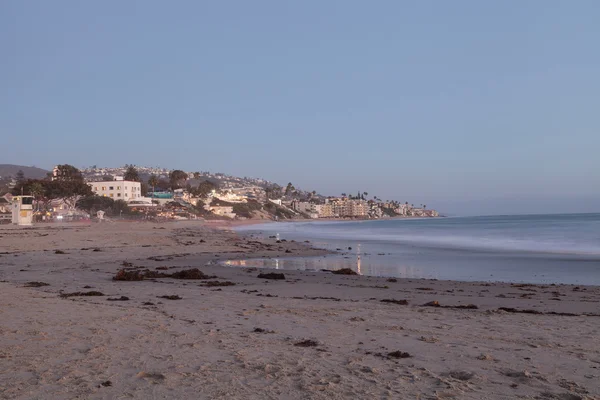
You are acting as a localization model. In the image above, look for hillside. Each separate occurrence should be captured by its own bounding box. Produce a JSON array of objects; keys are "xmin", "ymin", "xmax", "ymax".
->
[{"xmin": 0, "ymin": 164, "xmax": 49, "ymax": 179}]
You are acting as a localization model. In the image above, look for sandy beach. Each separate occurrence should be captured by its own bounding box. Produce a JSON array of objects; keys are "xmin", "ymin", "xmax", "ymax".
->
[{"xmin": 1, "ymin": 221, "xmax": 599, "ymax": 399}]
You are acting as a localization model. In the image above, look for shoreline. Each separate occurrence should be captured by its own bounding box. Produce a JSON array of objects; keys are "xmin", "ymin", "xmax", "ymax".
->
[{"xmin": 1, "ymin": 222, "xmax": 599, "ymax": 399}]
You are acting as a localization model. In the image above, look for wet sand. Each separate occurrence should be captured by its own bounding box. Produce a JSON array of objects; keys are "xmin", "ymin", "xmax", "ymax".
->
[{"xmin": 0, "ymin": 221, "xmax": 599, "ymax": 399}]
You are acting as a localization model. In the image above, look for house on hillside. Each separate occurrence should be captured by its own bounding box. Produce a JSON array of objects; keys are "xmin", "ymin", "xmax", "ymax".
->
[
  {"xmin": 209, "ymin": 205, "xmax": 236, "ymax": 219},
  {"xmin": 87, "ymin": 177, "xmax": 142, "ymax": 201}
]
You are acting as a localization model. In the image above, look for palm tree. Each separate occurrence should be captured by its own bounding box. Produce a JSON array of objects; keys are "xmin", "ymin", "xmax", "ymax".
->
[{"xmin": 148, "ymin": 175, "xmax": 159, "ymax": 196}]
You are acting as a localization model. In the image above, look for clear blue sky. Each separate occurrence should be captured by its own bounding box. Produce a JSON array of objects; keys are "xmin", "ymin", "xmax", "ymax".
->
[{"xmin": 2, "ymin": 1, "xmax": 599, "ymax": 215}]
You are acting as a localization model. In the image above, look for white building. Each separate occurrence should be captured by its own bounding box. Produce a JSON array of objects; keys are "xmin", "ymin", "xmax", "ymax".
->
[
  {"xmin": 291, "ymin": 201, "xmax": 320, "ymax": 219},
  {"xmin": 88, "ymin": 177, "xmax": 142, "ymax": 201}
]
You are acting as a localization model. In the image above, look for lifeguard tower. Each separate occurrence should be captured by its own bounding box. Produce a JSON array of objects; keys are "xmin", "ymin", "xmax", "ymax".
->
[{"xmin": 12, "ymin": 196, "xmax": 34, "ymax": 226}]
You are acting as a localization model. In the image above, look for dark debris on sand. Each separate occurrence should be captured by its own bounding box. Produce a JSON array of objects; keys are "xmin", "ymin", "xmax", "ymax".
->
[
  {"xmin": 201, "ymin": 281, "xmax": 236, "ymax": 287},
  {"xmin": 24, "ymin": 281, "xmax": 50, "ymax": 287},
  {"xmin": 380, "ymin": 299, "xmax": 409, "ymax": 305},
  {"xmin": 253, "ymin": 327, "xmax": 275, "ymax": 333},
  {"xmin": 387, "ymin": 351, "xmax": 412, "ymax": 359},
  {"xmin": 368, "ymin": 350, "xmax": 413, "ymax": 359},
  {"xmin": 496, "ymin": 307, "xmax": 596, "ymax": 317},
  {"xmin": 113, "ymin": 268, "xmax": 215, "ymax": 281},
  {"xmin": 294, "ymin": 339, "xmax": 319, "ymax": 347},
  {"xmin": 60, "ymin": 291, "xmax": 105, "ymax": 298},
  {"xmin": 113, "ymin": 269, "xmax": 144, "ymax": 281},
  {"xmin": 331, "ymin": 268, "xmax": 358, "ymax": 275},
  {"xmin": 107, "ymin": 296, "xmax": 130, "ymax": 301},
  {"xmin": 170, "ymin": 269, "xmax": 215, "ymax": 279},
  {"xmin": 158, "ymin": 295, "xmax": 182, "ymax": 300},
  {"xmin": 257, "ymin": 272, "xmax": 286, "ymax": 280},
  {"xmin": 422, "ymin": 301, "xmax": 478, "ymax": 310}
]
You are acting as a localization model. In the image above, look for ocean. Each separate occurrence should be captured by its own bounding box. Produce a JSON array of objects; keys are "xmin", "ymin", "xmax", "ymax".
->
[{"xmin": 232, "ymin": 213, "xmax": 600, "ymax": 285}]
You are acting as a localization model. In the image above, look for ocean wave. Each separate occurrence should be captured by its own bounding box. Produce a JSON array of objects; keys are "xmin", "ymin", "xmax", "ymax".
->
[{"xmin": 237, "ymin": 218, "xmax": 600, "ymax": 256}]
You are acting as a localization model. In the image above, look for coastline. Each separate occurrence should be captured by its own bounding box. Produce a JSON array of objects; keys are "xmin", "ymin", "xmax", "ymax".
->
[{"xmin": 1, "ymin": 221, "xmax": 598, "ymax": 399}]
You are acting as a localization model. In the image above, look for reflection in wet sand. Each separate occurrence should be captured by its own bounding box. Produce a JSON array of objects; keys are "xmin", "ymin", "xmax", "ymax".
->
[{"xmin": 223, "ymin": 242, "xmax": 442, "ymax": 280}]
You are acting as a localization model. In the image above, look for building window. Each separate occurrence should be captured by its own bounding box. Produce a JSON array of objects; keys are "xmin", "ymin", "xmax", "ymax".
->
[
  {"xmin": 125, "ymin": 186, "xmax": 128, "ymax": 190},
  {"xmin": 94, "ymin": 187, "xmax": 98, "ymax": 191},
  {"xmin": 125, "ymin": 193, "xmax": 128, "ymax": 197},
  {"xmin": 102, "ymin": 186, "xmax": 106, "ymax": 190},
  {"xmin": 109, "ymin": 186, "xmax": 114, "ymax": 190},
  {"xmin": 109, "ymin": 193, "xmax": 114, "ymax": 198},
  {"xmin": 117, "ymin": 186, "xmax": 120, "ymax": 190},
  {"xmin": 117, "ymin": 193, "xmax": 121, "ymax": 197}
]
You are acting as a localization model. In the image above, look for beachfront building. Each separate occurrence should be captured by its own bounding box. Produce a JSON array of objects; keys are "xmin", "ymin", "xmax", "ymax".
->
[
  {"xmin": 318, "ymin": 203, "xmax": 334, "ymax": 218},
  {"xmin": 318, "ymin": 198, "xmax": 369, "ymax": 218},
  {"xmin": 88, "ymin": 177, "xmax": 142, "ymax": 201},
  {"xmin": 291, "ymin": 201, "xmax": 320, "ymax": 219}
]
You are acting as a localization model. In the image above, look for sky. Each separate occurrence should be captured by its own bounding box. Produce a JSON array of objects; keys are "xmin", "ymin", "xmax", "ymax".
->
[{"xmin": 1, "ymin": 1, "xmax": 599, "ymax": 215}]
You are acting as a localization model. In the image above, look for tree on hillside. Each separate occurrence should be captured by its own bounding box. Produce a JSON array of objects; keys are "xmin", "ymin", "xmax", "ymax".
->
[
  {"xmin": 53, "ymin": 164, "xmax": 83, "ymax": 181},
  {"xmin": 285, "ymin": 182, "xmax": 295, "ymax": 196},
  {"xmin": 12, "ymin": 179, "xmax": 48, "ymax": 209},
  {"xmin": 46, "ymin": 180, "xmax": 92, "ymax": 210},
  {"xmin": 194, "ymin": 180, "xmax": 217, "ymax": 197},
  {"xmin": 148, "ymin": 175, "xmax": 159, "ymax": 193},
  {"xmin": 169, "ymin": 170, "xmax": 188, "ymax": 189},
  {"xmin": 193, "ymin": 172, "xmax": 201, "ymax": 179},
  {"xmin": 265, "ymin": 185, "xmax": 282, "ymax": 200},
  {"xmin": 157, "ymin": 179, "xmax": 170, "ymax": 191},
  {"xmin": 47, "ymin": 165, "xmax": 91, "ymax": 209},
  {"xmin": 124, "ymin": 166, "xmax": 140, "ymax": 182},
  {"xmin": 363, "ymin": 192, "xmax": 368, "ymax": 199},
  {"xmin": 16, "ymin": 170, "xmax": 25, "ymax": 184},
  {"xmin": 29, "ymin": 181, "xmax": 45, "ymax": 211}
]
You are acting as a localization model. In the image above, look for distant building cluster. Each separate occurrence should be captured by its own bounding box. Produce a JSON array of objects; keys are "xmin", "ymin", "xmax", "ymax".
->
[
  {"xmin": 1, "ymin": 163, "xmax": 440, "ymax": 223},
  {"xmin": 291, "ymin": 198, "xmax": 439, "ymax": 219}
]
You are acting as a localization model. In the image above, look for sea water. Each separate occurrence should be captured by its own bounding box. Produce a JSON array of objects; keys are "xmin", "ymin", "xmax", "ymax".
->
[{"xmin": 231, "ymin": 214, "xmax": 600, "ymax": 285}]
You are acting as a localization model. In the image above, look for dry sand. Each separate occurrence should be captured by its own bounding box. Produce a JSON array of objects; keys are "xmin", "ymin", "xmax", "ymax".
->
[{"xmin": 0, "ymin": 221, "xmax": 599, "ymax": 399}]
